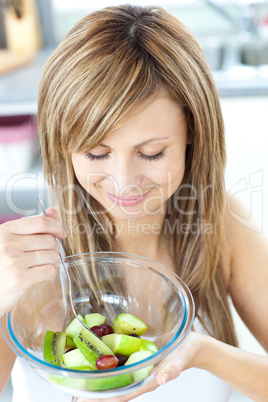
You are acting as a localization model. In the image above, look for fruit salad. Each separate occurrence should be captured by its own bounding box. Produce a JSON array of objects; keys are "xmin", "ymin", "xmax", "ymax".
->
[{"xmin": 43, "ymin": 313, "xmax": 158, "ymax": 391}]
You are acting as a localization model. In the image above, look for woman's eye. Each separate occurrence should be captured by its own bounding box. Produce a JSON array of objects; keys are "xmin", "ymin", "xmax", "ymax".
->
[
  {"xmin": 85, "ymin": 153, "xmax": 109, "ymax": 161},
  {"xmin": 139, "ymin": 151, "xmax": 164, "ymax": 161},
  {"xmin": 85, "ymin": 150, "xmax": 165, "ymax": 161}
]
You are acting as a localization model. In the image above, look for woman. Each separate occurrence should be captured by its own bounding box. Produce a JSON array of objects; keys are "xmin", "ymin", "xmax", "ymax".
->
[{"xmin": 0, "ymin": 5, "xmax": 267, "ymax": 402}]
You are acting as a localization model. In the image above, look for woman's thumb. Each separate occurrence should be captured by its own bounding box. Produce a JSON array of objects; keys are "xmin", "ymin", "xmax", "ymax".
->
[{"xmin": 45, "ymin": 207, "xmax": 58, "ymax": 220}]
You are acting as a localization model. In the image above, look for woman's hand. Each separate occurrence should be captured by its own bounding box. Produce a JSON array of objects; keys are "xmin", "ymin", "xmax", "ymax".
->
[
  {"xmin": 76, "ymin": 331, "xmax": 202, "ymax": 402},
  {"xmin": 0, "ymin": 208, "xmax": 66, "ymax": 318},
  {"xmin": 76, "ymin": 328, "xmax": 268, "ymax": 402}
]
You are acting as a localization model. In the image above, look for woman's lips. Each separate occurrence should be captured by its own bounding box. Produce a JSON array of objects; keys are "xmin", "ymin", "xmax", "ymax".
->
[{"xmin": 105, "ymin": 190, "xmax": 151, "ymax": 206}]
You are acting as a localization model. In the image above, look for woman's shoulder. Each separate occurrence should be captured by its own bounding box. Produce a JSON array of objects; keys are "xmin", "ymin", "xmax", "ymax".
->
[
  {"xmin": 223, "ymin": 194, "xmax": 264, "ymax": 263},
  {"xmin": 222, "ymin": 193, "xmax": 264, "ymax": 289}
]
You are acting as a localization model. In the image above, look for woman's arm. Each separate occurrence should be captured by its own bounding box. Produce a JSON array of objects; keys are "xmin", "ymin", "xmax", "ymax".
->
[
  {"xmin": 225, "ymin": 196, "xmax": 268, "ymax": 351},
  {"xmin": 0, "ymin": 319, "xmax": 16, "ymax": 394},
  {"xmin": 183, "ymin": 196, "xmax": 268, "ymax": 401},
  {"xmin": 195, "ymin": 333, "xmax": 268, "ymax": 401},
  {"xmin": 77, "ymin": 196, "xmax": 268, "ymax": 402}
]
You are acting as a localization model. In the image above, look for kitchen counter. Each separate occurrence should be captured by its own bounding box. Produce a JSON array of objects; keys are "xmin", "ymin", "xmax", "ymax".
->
[
  {"xmin": 214, "ymin": 65, "xmax": 268, "ymax": 97},
  {"xmin": 1, "ymin": 48, "xmax": 268, "ymax": 117}
]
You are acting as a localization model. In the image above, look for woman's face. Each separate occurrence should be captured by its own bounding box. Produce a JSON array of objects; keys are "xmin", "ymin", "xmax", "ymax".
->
[{"xmin": 72, "ymin": 89, "xmax": 190, "ymax": 222}]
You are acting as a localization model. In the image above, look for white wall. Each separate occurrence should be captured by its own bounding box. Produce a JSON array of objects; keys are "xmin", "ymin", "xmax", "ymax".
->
[{"xmin": 222, "ymin": 96, "xmax": 268, "ymax": 360}]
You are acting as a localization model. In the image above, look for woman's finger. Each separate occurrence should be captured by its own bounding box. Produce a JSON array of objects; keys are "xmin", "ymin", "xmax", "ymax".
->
[
  {"xmin": 18, "ymin": 234, "xmax": 58, "ymax": 252},
  {"xmin": 4, "ymin": 215, "xmax": 66, "ymax": 239},
  {"xmin": 19, "ymin": 249, "xmax": 60, "ymax": 270},
  {"xmin": 25, "ymin": 264, "xmax": 58, "ymax": 286}
]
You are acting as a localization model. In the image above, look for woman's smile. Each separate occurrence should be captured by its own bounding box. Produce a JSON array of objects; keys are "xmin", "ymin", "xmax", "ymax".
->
[{"xmin": 105, "ymin": 189, "xmax": 152, "ymax": 206}]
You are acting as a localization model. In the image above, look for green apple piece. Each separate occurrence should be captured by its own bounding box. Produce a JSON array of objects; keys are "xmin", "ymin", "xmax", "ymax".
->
[
  {"xmin": 125, "ymin": 350, "xmax": 154, "ymax": 382},
  {"xmin": 65, "ymin": 314, "xmax": 85, "ymax": 340},
  {"xmin": 74, "ymin": 328, "xmax": 114, "ymax": 365},
  {"xmin": 68, "ymin": 366, "xmax": 95, "ymax": 370},
  {"xmin": 102, "ymin": 333, "xmax": 141, "ymax": 357},
  {"xmin": 113, "ymin": 313, "xmax": 147, "ymax": 336},
  {"xmin": 65, "ymin": 335, "xmax": 76, "ymax": 351},
  {"xmin": 86, "ymin": 374, "xmax": 133, "ymax": 391},
  {"xmin": 139, "ymin": 339, "xmax": 158, "ymax": 353},
  {"xmin": 85, "ymin": 313, "xmax": 106, "ymax": 327},
  {"xmin": 62, "ymin": 348, "xmax": 96, "ymax": 369},
  {"xmin": 50, "ymin": 374, "xmax": 86, "ymax": 389}
]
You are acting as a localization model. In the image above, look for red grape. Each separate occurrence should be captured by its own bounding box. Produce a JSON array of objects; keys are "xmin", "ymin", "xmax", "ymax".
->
[
  {"xmin": 90, "ymin": 326, "xmax": 103, "ymax": 337},
  {"xmin": 100, "ymin": 324, "xmax": 113, "ymax": 336},
  {"xmin": 115, "ymin": 354, "xmax": 128, "ymax": 366},
  {"xmin": 96, "ymin": 355, "xmax": 118, "ymax": 370}
]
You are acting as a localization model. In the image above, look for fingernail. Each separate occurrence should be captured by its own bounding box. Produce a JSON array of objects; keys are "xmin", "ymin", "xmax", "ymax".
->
[{"xmin": 160, "ymin": 372, "xmax": 170, "ymax": 385}]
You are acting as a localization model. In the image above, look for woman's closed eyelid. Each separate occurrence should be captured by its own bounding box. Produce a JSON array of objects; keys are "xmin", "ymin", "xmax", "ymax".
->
[
  {"xmin": 85, "ymin": 149, "xmax": 165, "ymax": 162},
  {"xmin": 139, "ymin": 150, "xmax": 165, "ymax": 161},
  {"xmin": 85, "ymin": 152, "xmax": 109, "ymax": 161}
]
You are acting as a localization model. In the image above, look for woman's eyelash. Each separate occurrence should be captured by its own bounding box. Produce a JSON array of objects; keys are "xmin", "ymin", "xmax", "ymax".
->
[
  {"xmin": 85, "ymin": 151, "xmax": 165, "ymax": 161},
  {"xmin": 86, "ymin": 153, "xmax": 109, "ymax": 161},
  {"xmin": 139, "ymin": 151, "xmax": 164, "ymax": 161}
]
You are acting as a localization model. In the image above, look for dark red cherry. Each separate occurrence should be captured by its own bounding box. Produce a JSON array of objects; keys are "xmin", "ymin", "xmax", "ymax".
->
[{"xmin": 115, "ymin": 354, "xmax": 128, "ymax": 366}]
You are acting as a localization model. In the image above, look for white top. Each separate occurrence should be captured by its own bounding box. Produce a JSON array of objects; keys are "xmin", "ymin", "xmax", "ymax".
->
[{"xmin": 11, "ymin": 317, "xmax": 233, "ymax": 402}]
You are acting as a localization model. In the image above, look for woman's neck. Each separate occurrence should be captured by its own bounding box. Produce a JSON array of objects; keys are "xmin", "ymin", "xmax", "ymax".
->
[{"xmin": 111, "ymin": 214, "xmax": 175, "ymax": 269}]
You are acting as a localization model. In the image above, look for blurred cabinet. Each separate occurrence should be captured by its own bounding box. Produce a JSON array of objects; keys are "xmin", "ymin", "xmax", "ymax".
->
[
  {"xmin": 4, "ymin": 0, "xmax": 43, "ymax": 55},
  {"xmin": 0, "ymin": 114, "xmax": 42, "ymax": 222},
  {"xmin": 0, "ymin": 49, "xmax": 53, "ymax": 222}
]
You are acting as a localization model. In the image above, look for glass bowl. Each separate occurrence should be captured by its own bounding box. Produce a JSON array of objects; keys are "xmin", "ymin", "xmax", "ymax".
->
[{"xmin": 1, "ymin": 252, "xmax": 195, "ymax": 399}]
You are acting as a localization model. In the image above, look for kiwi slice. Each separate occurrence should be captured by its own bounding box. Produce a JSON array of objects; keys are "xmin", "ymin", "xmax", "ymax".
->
[
  {"xmin": 86, "ymin": 373, "xmax": 133, "ymax": 391},
  {"xmin": 74, "ymin": 328, "xmax": 114, "ymax": 365},
  {"xmin": 43, "ymin": 330, "xmax": 66, "ymax": 366},
  {"xmin": 113, "ymin": 313, "xmax": 147, "ymax": 336}
]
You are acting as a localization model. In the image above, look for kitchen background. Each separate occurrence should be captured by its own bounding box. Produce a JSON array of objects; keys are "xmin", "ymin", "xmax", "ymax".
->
[{"xmin": 0, "ymin": 0, "xmax": 267, "ymax": 401}]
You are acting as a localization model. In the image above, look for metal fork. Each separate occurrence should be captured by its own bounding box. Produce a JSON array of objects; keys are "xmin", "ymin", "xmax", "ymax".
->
[{"xmin": 37, "ymin": 197, "xmax": 100, "ymax": 338}]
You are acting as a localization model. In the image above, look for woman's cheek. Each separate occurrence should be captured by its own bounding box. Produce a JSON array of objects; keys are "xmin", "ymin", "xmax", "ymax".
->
[{"xmin": 156, "ymin": 161, "xmax": 185, "ymax": 191}]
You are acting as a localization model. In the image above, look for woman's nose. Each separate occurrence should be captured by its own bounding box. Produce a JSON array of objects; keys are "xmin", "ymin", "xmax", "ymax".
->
[{"xmin": 110, "ymin": 157, "xmax": 141, "ymax": 194}]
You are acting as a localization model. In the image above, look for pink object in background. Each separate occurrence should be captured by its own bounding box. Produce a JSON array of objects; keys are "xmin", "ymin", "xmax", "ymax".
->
[
  {"xmin": 0, "ymin": 115, "xmax": 38, "ymax": 174},
  {"xmin": 0, "ymin": 214, "xmax": 21, "ymax": 224}
]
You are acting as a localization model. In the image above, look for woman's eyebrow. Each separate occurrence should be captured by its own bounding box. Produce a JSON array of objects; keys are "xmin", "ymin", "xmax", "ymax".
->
[
  {"xmin": 135, "ymin": 136, "xmax": 171, "ymax": 147},
  {"xmin": 98, "ymin": 136, "xmax": 171, "ymax": 149}
]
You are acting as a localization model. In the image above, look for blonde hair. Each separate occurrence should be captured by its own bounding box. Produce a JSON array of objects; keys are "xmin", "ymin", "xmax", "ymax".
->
[{"xmin": 38, "ymin": 5, "xmax": 237, "ymax": 346}]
